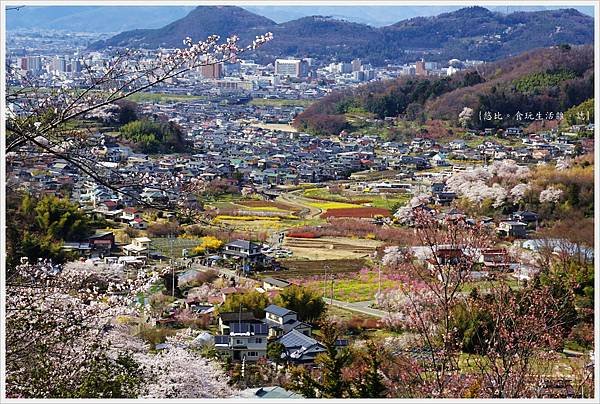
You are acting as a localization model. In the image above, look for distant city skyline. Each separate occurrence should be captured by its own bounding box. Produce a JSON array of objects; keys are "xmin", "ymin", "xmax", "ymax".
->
[{"xmin": 5, "ymin": 4, "xmax": 595, "ymax": 33}]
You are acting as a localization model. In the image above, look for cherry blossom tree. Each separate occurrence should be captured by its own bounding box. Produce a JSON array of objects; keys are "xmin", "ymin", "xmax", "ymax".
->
[
  {"xmin": 444, "ymin": 161, "xmax": 530, "ymax": 209},
  {"xmin": 539, "ymin": 186, "xmax": 563, "ymax": 204},
  {"xmin": 377, "ymin": 210, "xmax": 494, "ymax": 396},
  {"xmin": 464, "ymin": 283, "xmax": 571, "ymax": 398},
  {"xmin": 5, "ymin": 262, "xmax": 161, "ymax": 397},
  {"xmin": 393, "ymin": 193, "xmax": 433, "ymax": 225},
  {"xmin": 555, "ymin": 157, "xmax": 573, "ymax": 171},
  {"xmin": 458, "ymin": 107, "xmax": 474, "ymax": 128},
  {"xmin": 509, "ymin": 183, "xmax": 531, "ymax": 205},
  {"xmin": 136, "ymin": 346, "xmax": 237, "ymax": 398},
  {"xmin": 488, "ymin": 159, "xmax": 530, "ymax": 183}
]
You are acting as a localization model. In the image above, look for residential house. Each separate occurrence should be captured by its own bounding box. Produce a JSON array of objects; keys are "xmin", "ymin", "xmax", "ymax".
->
[
  {"xmin": 277, "ymin": 329, "xmax": 326, "ymax": 363},
  {"xmin": 506, "ymin": 127, "xmax": 523, "ymax": 136},
  {"xmin": 262, "ymin": 277, "xmax": 291, "ymax": 291},
  {"xmin": 264, "ymin": 304, "xmax": 311, "ymax": 338},
  {"xmin": 449, "ymin": 139, "xmax": 467, "ymax": 150},
  {"xmin": 511, "ymin": 211, "xmax": 539, "ymax": 228},
  {"xmin": 223, "ymin": 239, "xmax": 266, "ymax": 271},
  {"xmin": 218, "ymin": 311, "xmax": 263, "ymax": 335},
  {"xmin": 129, "ymin": 217, "xmax": 148, "ymax": 230},
  {"xmin": 123, "ymin": 237, "xmax": 152, "ymax": 256},
  {"xmin": 497, "ymin": 221, "xmax": 528, "ymax": 238},
  {"xmin": 433, "ymin": 191, "xmax": 456, "ymax": 205},
  {"xmin": 251, "ymin": 386, "xmax": 304, "ymax": 399},
  {"xmin": 427, "ymin": 245, "xmax": 465, "ymax": 272},
  {"xmin": 215, "ymin": 322, "xmax": 268, "ymax": 361},
  {"xmin": 479, "ymin": 248, "xmax": 513, "ymax": 271},
  {"xmin": 431, "ymin": 182, "xmax": 445, "ymax": 194},
  {"xmin": 87, "ymin": 231, "xmax": 115, "ymax": 253},
  {"xmin": 121, "ymin": 207, "xmax": 142, "ymax": 223}
]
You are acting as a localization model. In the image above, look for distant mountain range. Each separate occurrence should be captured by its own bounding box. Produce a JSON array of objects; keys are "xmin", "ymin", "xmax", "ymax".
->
[
  {"xmin": 88, "ymin": 6, "xmax": 594, "ymax": 66},
  {"xmin": 6, "ymin": 5, "xmax": 594, "ymax": 31}
]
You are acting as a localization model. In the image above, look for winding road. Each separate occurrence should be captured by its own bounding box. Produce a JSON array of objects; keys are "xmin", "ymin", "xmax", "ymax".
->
[{"xmin": 277, "ymin": 189, "xmax": 323, "ymax": 220}]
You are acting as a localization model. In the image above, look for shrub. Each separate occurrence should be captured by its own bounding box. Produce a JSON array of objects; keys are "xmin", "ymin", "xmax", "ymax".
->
[
  {"xmin": 191, "ymin": 236, "xmax": 224, "ymax": 256},
  {"xmin": 136, "ymin": 324, "xmax": 177, "ymax": 349},
  {"xmin": 147, "ymin": 221, "xmax": 182, "ymax": 237}
]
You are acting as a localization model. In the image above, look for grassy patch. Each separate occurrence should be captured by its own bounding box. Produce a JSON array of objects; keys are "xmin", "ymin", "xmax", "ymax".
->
[
  {"xmin": 460, "ymin": 278, "xmax": 521, "ymax": 293},
  {"xmin": 151, "ymin": 237, "xmax": 201, "ymax": 258},
  {"xmin": 137, "ymin": 324, "xmax": 177, "ymax": 350},
  {"xmin": 367, "ymin": 194, "xmax": 410, "ymax": 210},
  {"xmin": 304, "ymin": 271, "xmax": 397, "ymax": 302}
]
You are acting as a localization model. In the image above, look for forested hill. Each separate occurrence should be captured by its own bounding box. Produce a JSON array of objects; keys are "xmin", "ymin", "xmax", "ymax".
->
[
  {"xmin": 293, "ymin": 45, "xmax": 594, "ymax": 135},
  {"xmin": 89, "ymin": 6, "xmax": 594, "ymax": 65}
]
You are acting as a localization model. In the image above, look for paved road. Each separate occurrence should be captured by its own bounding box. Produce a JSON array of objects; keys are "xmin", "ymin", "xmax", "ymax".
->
[{"xmin": 326, "ymin": 298, "xmax": 388, "ymax": 318}]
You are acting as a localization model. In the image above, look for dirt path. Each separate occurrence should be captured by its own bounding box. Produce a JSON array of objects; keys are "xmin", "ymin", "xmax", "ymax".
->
[{"xmin": 277, "ymin": 190, "xmax": 322, "ymax": 220}]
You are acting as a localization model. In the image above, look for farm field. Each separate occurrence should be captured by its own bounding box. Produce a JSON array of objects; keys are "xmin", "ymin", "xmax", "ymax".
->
[
  {"xmin": 282, "ymin": 236, "xmax": 382, "ymax": 260},
  {"xmin": 306, "ymin": 200, "xmax": 362, "ymax": 210},
  {"xmin": 150, "ymin": 237, "xmax": 201, "ymax": 258},
  {"xmin": 262, "ymin": 258, "xmax": 367, "ymax": 279},
  {"xmin": 298, "ymin": 267, "xmax": 400, "ymax": 303},
  {"xmin": 321, "ymin": 207, "xmax": 390, "ymax": 218},
  {"xmin": 305, "ymin": 276, "xmax": 397, "ymax": 302},
  {"xmin": 303, "ymin": 187, "xmax": 409, "ymax": 212}
]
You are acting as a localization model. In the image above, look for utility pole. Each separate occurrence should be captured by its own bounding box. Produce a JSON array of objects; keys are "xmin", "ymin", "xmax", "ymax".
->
[
  {"xmin": 170, "ymin": 233, "xmax": 175, "ymax": 298},
  {"xmin": 323, "ymin": 265, "xmax": 329, "ymax": 298},
  {"xmin": 330, "ymin": 277, "xmax": 334, "ymax": 304}
]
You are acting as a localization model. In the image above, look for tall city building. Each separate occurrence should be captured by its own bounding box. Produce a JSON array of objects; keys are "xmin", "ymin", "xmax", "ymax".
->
[
  {"xmin": 353, "ymin": 70, "xmax": 365, "ymax": 81},
  {"xmin": 53, "ymin": 56, "xmax": 67, "ymax": 73},
  {"xmin": 274, "ymin": 59, "xmax": 309, "ymax": 78},
  {"xmin": 71, "ymin": 59, "xmax": 82, "ymax": 73},
  {"xmin": 26, "ymin": 56, "xmax": 42, "ymax": 72},
  {"xmin": 415, "ymin": 59, "xmax": 427, "ymax": 76},
  {"xmin": 351, "ymin": 58, "xmax": 362, "ymax": 72},
  {"xmin": 201, "ymin": 62, "xmax": 223, "ymax": 79},
  {"xmin": 364, "ymin": 69, "xmax": 376, "ymax": 80}
]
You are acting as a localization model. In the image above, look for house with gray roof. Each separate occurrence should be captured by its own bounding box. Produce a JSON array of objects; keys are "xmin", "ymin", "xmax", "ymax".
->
[
  {"xmin": 223, "ymin": 239, "xmax": 266, "ymax": 271},
  {"xmin": 264, "ymin": 304, "xmax": 311, "ymax": 338},
  {"xmin": 277, "ymin": 329, "xmax": 326, "ymax": 363}
]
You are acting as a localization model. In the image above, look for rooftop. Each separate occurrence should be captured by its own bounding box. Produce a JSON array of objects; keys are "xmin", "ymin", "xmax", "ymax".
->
[{"xmin": 265, "ymin": 304, "xmax": 295, "ymax": 318}]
